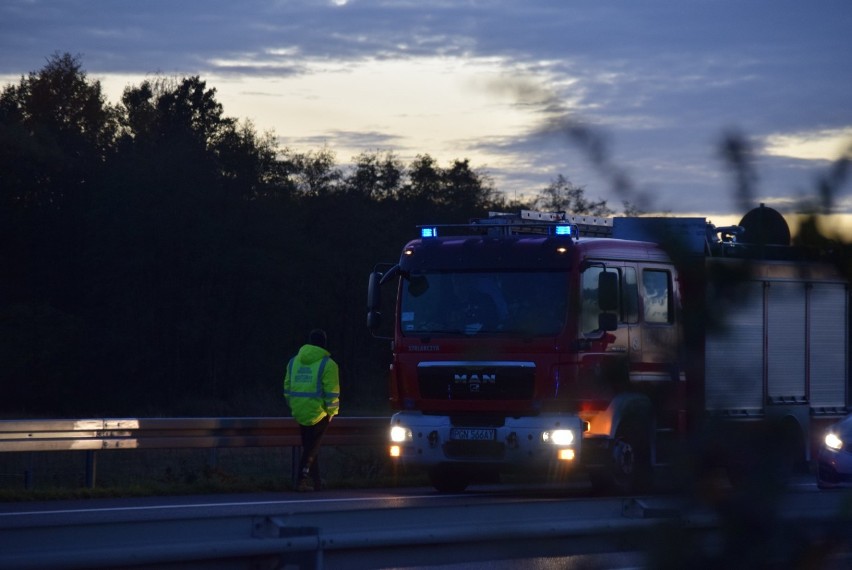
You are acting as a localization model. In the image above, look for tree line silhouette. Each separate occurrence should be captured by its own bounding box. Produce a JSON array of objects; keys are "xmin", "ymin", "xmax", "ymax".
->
[{"xmin": 1, "ymin": 53, "xmax": 620, "ymax": 417}]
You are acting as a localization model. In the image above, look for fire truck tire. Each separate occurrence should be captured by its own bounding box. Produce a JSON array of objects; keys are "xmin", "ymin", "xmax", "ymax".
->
[
  {"xmin": 590, "ymin": 416, "xmax": 653, "ymax": 495},
  {"xmin": 428, "ymin": 466, "xmax": 470, "ymax": 493}
]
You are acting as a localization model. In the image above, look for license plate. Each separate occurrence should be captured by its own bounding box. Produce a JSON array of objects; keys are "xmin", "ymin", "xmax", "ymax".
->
[{"xmin": 450, "ymin": 428, "xmax": 496, "ymax": 441}]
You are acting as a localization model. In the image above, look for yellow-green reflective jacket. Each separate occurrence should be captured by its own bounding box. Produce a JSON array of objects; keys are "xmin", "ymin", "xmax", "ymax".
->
[{"xmin": 283, "ymin": 344, "xmax": 340, "ymax": 426}]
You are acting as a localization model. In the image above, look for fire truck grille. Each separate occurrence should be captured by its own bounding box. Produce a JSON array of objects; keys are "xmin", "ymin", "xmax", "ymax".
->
[
  {"xmin": 418, "ymin": 363, "xmax": 535, "ymax": 400},
  {"xmin": 443, "ymin": 440, "xmax": 505, "ymax": 460}
]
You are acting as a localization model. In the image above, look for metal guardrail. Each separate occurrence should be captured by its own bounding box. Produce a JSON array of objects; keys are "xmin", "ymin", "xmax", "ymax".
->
[
  {"xmin": 0, "ymin": 417, "xmax": 390, "ymax": 452},
  {"xmin": 2, "ymin": 491, "xmax": 849, "ymax": 569},
  {"xmin": 0, "ymin": 417, "xmax": 390, "ymax": 488}
]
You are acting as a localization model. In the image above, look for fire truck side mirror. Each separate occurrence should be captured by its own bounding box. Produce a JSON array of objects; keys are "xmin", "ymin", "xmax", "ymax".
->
[
  {"xmin": 367, "ymin": 271, "xmax": 382, "ymax": 331},
  {"xmin": 598, "ymin": 312, "xmax": 617, "ymax": 332},
  {"xmin": 367, "ymin": 311, "xmax": 382, "ymax": 331},
  {"xmin": 598, "ymin": 270, "xmax": 618, "ymax": 312}
]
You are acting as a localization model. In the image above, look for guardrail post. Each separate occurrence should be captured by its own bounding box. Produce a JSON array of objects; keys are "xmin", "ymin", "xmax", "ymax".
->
[
  {"xmin": 85, "ymin": 450, "xmax": 97, "ymax": 488},
  {"xmin": 257, "ymin": 517, "xmax": 322, "ymax": 569},
  {"xmin": 24, "ymin": 453, "xmax": 34, "ymax": 490},
  {"xmin": 291, "ymin": 446, "xmax": 300, "ymax": 488}
]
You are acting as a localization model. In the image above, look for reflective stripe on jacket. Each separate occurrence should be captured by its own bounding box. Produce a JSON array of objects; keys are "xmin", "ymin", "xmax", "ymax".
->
[{"xmin": 283, "ymin": 343, "xmax": 340, "ymax": 426}]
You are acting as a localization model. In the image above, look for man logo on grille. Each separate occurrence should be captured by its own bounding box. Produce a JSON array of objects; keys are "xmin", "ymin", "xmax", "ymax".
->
[{"xmin": 454, "ymin": 373, "xmax": 496, "ymax": 392}]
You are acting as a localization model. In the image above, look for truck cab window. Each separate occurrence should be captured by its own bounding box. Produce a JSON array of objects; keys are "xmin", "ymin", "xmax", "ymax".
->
[
  {"xmin": 400, "ymin": 271, "xmax": 568, "ymax": 336},
  {"xmin": 642, "ymin": 269, "xmax": 671, "ymax": 324},
  {"xmin": 623, "ymin": 267, "xmax": 639, "ymax": 324}
]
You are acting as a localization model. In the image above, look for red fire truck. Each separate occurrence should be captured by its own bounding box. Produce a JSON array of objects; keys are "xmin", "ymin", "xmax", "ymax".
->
[{"xmin": 367, "ymin": 207, "xmax": 849, "ymax": 492}]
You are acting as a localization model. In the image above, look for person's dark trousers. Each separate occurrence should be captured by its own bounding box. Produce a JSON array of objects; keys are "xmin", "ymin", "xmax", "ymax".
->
[{"xmin": 298, "ymin": 415, "xmax": 330, "ymax": 488}]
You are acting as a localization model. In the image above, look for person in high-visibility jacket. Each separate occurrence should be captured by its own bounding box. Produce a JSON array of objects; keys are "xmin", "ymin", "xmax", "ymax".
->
[{"xmin": 283, "ymin": 329, "xmax": 340, "ymax": 492}]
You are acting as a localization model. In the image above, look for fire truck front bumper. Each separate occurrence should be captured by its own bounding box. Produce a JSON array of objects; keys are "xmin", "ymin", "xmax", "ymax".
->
[{"xmin": 388, "ymin": 411, "xmax": 583, "ymax": 469}]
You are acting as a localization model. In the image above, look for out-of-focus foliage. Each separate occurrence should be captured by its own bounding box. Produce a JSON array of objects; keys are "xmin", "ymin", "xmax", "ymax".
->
[{"xmin": 2, "ymin": 53, "xmax": 621, "ymax": 417}]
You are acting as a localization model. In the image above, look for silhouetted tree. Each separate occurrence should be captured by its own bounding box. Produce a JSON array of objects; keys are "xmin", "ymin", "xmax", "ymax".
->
[
  {"xmin": 0, "ymin": 53, "xmax": 119, "ymax": 414},
  {"xmin": 395, "ymin": 154, "xmax": 497, "ymax": 221},
  {"xmin": 0, "ymin": 54, "xmax": 614, "ymax": 417},
  {"xmin": 0, "ymin": 52, "xmax": 118, "ymax": 209},
  {"xmin": 344, "ymin": 150, "xmax": 405, "ymax": 200},
  {"xmin": 400, "ymin": 154, "xmax": 442, "ymax": 203},
  {"xmin": 440, "ymin": 158, "xmax": 495, "ymax": 213},
  {"xmin": 287, "ymin": 147, "xmax": 342, "ymax": 196},
  {"xmin": 534, "ymin": 174, "xmax": 613, "ymax": 216},
  {"xmin": 92, "ymin": 75, "xmax": 296, "ymax": 413}
]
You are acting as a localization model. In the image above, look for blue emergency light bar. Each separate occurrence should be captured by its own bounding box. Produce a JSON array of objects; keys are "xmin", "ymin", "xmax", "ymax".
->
[{"xmin": 416, "ymin": 216, "xmax": 579, "ymax": 239}]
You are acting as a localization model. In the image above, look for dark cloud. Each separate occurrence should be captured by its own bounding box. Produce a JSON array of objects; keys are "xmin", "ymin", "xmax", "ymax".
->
[{"xmin": 279, "ymin": 130, "xmax": 404, "ymax": 155}]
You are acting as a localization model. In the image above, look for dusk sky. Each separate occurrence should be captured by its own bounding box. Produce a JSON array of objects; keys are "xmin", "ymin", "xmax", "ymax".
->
[{"xmin": 2, "ymin": 0, "xmax": 851, "ymax": 228}]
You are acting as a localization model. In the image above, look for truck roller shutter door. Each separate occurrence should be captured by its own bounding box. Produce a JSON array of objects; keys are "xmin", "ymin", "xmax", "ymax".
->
[
  {"xmin": 809, "ymin": 282, "xmax": 848, "ymax": 408},
  {"xmin": 705, "ymin": 280, "xmax": 764, "ymax": 411},
  {"xmin": 766, "ymin": 282, "xmax": 806, "ymax": 403}
]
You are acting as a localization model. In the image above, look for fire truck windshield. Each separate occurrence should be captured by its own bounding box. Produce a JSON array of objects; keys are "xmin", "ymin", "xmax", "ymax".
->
[{"xmin": 400, "ymin": 271, "xmax": 568, "ymax": 336}]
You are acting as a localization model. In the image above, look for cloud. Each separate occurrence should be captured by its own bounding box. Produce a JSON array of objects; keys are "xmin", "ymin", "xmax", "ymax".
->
[
  {"xmin": 279, "ymin": 130, "xmax": 404, "ymax": 155},
  {"xmin": 2, "ymin": 0, "xmax": 852, "ymax": 217},
  {"xmin": 762, "ymin": 128, "xmax": 852, "ymax": 161}
]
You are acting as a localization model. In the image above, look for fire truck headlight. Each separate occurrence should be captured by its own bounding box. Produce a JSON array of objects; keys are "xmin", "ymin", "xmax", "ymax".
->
[
  {"xmin": 390, "ymin": 425, "xmax": 413, "ymax": 443},
  {"xmin": 825, "ymin": 432, "xmax": 843, "ymax": 451},
  {"xmin": 542, "ymin": 429, "xmax": 574, "ymax": 446}
]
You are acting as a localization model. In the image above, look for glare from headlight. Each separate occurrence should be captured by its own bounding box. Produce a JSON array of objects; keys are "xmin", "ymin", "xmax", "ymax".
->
[
  {"xmin": 542, "ymin": 429, "xmax": 574, "ymax": 446},
  {"xmin": 390, "ymin": 425, "xmax": 412, "ymax": 443},
  {"xmin": 825, "ymin": 432, "xmax": 843, "ymax": 451}
]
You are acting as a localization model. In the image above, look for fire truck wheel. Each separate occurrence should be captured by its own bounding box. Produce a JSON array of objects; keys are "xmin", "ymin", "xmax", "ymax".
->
[
  {"xmin": 429, "ymin": 466, "xmax": 470, "ymax": 493},
  {"xmin": 590, "ymin": 418, "xmax": 652, "ymax": 495}
]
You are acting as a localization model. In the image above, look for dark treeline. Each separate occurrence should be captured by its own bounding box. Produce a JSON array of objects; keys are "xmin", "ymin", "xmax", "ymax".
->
[{"xmin": 0, "ymin": 53, "xmax": 618, "ymax": 418}]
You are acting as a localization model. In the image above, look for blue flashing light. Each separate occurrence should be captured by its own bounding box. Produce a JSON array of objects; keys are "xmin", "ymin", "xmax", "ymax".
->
[
  {"xmin": 554, "ymin": 224, "xmax": 572, "ymax": 236},
  {"xmin": 421, "ymin": 227, "xmax": 438, "ymax": 238}
]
